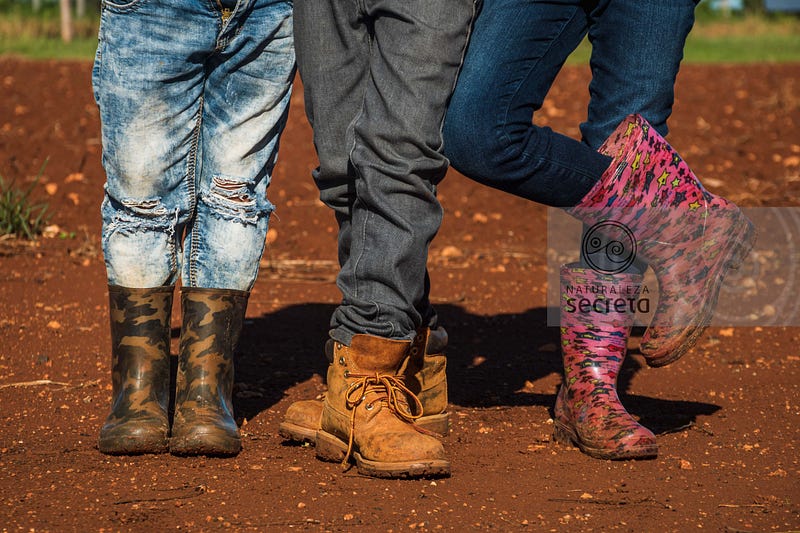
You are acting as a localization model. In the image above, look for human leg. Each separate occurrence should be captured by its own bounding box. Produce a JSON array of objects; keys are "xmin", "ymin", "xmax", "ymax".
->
[
  {"xmin": 553, "ymin": 264, "xmax": 658, "ymax": 459},
  {"xmin": 443, "ymin": 0, "xmax": 608, "ymax": 207},
  {"xmin": 581, "ymin": 0, "xmax": 699, "ymax": 148},
  {"xmin": 169, "ymin": 0, "xmax": 295, "ymax": 456},
  {"xmin": 577, "ymin": 0, "xmax": 698, "ymax": 273},
  {"xmin": 295, "ymin": 0, "xmax": 446, "ymax": 330},
  {"xmin": 93, "ymin": 0, "xmax": 220, "ymax": 454},
  {"xmin": 293, "ymin": 0, "xmax": 368, "ymax": 271},
  {"xmin": 94, "ymin": 0, "xmax": 216, "ymax": 289},
  {"xmin": 179, "ymin": 0, "xmax": 294, "ymax": 292},
  {"xmin": 331, "ymin": 0, "xmax": 476, "ymax": 343},
  {"xmin": 293, "ymin": 0, "xmax": 473, "ymax": 478}
]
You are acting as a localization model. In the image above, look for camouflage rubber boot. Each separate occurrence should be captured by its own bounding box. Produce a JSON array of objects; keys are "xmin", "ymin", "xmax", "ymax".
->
[
  {"xmin": 552, "ymin": 264, "xmax": 658, "ymax": 460},
  {"xmin": 169, "ymin": 287, "xmax": 248, "ymax": 457},
  {"xmin": 315, "ymin": 334, "xmax": 450, "ymax": 479},
  {"xmin": 279, "ymin": 326, "xmax": 450, "ymax": 443},
  {"xmin": 98, "ymin": 285, "xmax": 173, "ymax": 455}
]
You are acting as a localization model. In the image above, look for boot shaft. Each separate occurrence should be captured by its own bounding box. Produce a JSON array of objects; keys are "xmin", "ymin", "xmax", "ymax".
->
[
  {"xmin": 100, "ymin": 285, "xmax": 173, "ymax": 455},
  {"xmin": 400, "ymin": 327, "xmax": 448, "ymax": 416},
  {"xmin": 107, "ymin": 285, "xmax": 173, "ymax": 409},
  {"xmin": 170, "ymin": 287, "xmax": 249, "ymax": 456},
  {"xmin": 559, "ymin": 264, "xmax": 640, "ymax": 384},
  {"xmin": 324, "ymin": 334, "xmax": 411, "ymax": 416},
  {"xmin": 568, "ymin": 114, "xmax": 755, "ymax": 365},
  {"xmin": 175, "ymin": 287, "xmax": 249, "ymax": 410},
  {"xmin": 571, "ymin": 114, "xmax": 723, "ymax": 248}
]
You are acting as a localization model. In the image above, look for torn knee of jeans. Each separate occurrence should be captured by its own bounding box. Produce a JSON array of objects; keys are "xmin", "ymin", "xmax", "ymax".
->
[
  {"xmin": 201, "ymin": 175, "xmax": 273, "ymax": 224},
  {"xmin": 212, "ymin": 176, "xmax": 256, "ymax": 203},
  {"xmin": 119, "ymin": 196, "xmax": 170, "ymax": 217},
  {"xmin": 106, "ymin": 199, "xmax": 173, "ymax": 237}
]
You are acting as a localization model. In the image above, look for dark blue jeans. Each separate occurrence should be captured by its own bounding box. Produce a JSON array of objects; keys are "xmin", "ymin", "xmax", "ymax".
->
[
  {"xmin": 443, "ymin": 0, "xmax": 698, "ymax": 208},
  {"xmin": 294, "ymin": 0, "xmax": 476, "ymax": 343}
]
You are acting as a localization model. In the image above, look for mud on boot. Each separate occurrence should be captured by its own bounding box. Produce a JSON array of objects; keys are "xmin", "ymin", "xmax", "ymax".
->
[
  {"xmin": 169, "ymin": 287, "xmax": 248, "ymax": 457},
  {"xmin": 279, "ymin": 326, "xmax": 450, "ymax": 444},
  {"xmin": 315, "ymin": 334, "xmax": 450, "ymax": 479},
  {"xmin": 98, "ymin": 285, "xmax": 173, "ymax": 455}
]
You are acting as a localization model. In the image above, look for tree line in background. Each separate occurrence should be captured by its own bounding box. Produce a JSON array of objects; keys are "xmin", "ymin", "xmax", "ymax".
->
[
  {"xmin": 1, "ymin": 0, "xmax": 797, "ymax": 43},
  {"xmin": 1, "ymin": 0, "xmax": 100, "ymax": 42},
  {"xmin": 45, "ymin": 0, "xmax": 97, "ymax": 42}
]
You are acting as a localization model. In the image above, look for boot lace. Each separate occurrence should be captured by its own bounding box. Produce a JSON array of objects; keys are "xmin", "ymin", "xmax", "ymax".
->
[{"xmin": 342, "ymin": 372, "xmax": 424, "ymax": 465}]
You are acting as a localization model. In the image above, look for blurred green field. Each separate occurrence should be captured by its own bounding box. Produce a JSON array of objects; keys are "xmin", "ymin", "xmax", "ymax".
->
[
  {"xmin": 0, "ymin": 5, "xmax": 799, "ymax": 63},
  {"xmin": 0, "ymin": 0, "xmax": 98, "ymax": 59},
  {"xmin": 566, "ymin": 14, "xmax": 800, "ymax": 64}
]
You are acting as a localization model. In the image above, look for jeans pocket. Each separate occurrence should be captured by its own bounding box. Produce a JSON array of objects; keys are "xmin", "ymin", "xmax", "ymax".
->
[{"xmin": 101, "ymin": 0, "xmax": 149, "ymax": 13}]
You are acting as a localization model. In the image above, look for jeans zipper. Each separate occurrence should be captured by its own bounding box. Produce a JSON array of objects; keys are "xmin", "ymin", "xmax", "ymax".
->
[{"xmin": 215, "ymin": 0, "xmax": 232, "ymax": 23}]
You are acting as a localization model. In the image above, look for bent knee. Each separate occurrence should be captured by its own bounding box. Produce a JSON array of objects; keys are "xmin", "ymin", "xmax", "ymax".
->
[{"xmin": 443, "ymin": 116, "xmax": 503, "ymax": 179}]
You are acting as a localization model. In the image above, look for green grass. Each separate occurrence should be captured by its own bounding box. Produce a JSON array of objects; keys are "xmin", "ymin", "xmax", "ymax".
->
[
  {"xmin": 683, "ymin": 33, "xmax": 800, "ymax": 63},
  {"xmin": 0, "ymin": 35, "xmax": 98, "ymax": 60},
  {"xmin": 0, "ymin": 171, "xmax": 51, "ymax": 240},
  {"xmin": 0, "ymin": 1, "xmax": 99, "ymax": 60},
  {"xmin": 564, "ymin": 13, "xmax": 800, "ymax": 65}
]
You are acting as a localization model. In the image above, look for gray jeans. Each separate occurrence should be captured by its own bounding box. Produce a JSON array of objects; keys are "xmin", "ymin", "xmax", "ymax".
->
[{"xmin": 294, "ymin": 0, "xmax": 476, "ymax": 344}]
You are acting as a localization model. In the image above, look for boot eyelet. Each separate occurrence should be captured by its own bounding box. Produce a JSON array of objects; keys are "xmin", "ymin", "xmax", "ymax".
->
[
  {"xmin": 365, "ymin": 403, "xmax": 374, "ymax": 411},
  {"xmin": 338, "ymin": 356, "xmax": 346, "ymax": 365},
  {"xmin": 336, "ymin": 343, "xmax": 343, "ymax": 350},
  {"xmin": 410, "ymin": 347, "xmax": 419, "ymax": 355},
  {"xmin": 343, "ymin": 370, "xmax": 350, "ymax": 378}
]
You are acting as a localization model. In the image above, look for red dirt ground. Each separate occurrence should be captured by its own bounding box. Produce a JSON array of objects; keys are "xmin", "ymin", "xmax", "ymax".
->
[{"xmin": 0, "ymin": 58, "xmax": 798, "ymax": 532}]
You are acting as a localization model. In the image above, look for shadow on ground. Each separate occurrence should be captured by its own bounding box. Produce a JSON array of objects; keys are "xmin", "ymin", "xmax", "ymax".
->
[{"xmin": 220, "ymin": 303, "xmax": 719, "ymax": 435}]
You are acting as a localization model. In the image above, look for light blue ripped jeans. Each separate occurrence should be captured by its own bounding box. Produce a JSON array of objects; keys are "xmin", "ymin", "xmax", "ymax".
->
[{"xmin": 92, "ymin": 0, "xmax": 295, "ymax": 291}]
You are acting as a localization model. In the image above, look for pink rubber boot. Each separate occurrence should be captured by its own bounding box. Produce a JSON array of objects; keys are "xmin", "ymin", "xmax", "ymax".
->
[
  {"xmin": 568, "ymin": 114, "xmax": 755, "ymax": 367},
  {"xmin": 553, "ymin": 264, "xmax": 658, "ymax": 460}
]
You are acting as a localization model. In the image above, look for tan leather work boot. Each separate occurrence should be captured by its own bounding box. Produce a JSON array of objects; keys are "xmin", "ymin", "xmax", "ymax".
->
[
  {"xmin": 314, "ymin": 334, "xmax": 450, "ymax": 478},
  {"xmin": 279, "ymin": 327, "xmax": 449, "ymax": 443}
]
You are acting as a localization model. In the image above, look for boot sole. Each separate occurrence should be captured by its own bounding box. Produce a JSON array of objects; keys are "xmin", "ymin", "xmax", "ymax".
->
[
  {"xmin": 98, "ymin": 421, "xmax": 169, "ymax": 455},
  {"xmin": 552, "ymin": 421, "xmax": 658, "ymax": 461},
  {"xmin": 278, "ymin": 421, "xmax": 317, "ymax": 444},
  {"xmin": 169, "ymin": 433, "xmax": 241, "ymax": 457},
  {"xmin": 98, "ymin": 437, "xmax": 169, "ymax": 455},
  {"xmin": 315, "ymin": 430, "xmax": 450, "ymax": 479},
  {"xmin": 643, "ymin": 214, "xmax": 757, "ymax": 367},
  {"xmin": 279, "ymin": 411, "xmax": 450, "ymax": 446}
]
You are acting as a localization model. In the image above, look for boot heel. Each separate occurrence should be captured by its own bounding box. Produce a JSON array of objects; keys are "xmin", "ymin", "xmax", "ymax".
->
[
  {"xmin": 726, "ymin": 218, "xmax": 757, "ymax": 271},
  {"xmin": 417, "ymin": 412, "xmax": 450, "ymax": 437},
  {"xmin": 552, "ymin": 423, "xmax": 576, "ymax": 448},
  {"xmin": 315, "ymin": 430, "xmax": 348, "ymax": 463}
]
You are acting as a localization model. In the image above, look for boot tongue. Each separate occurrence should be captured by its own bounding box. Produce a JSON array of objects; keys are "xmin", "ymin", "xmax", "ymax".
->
[{"xmin": 348, "ymin": 334, "xmax": 410, "ymax": 373}]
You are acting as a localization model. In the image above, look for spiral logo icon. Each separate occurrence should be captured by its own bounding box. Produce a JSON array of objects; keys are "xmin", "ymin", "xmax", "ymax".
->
[{"xmin": 582, "ymin": 220, "xmax": 637, "ymax": 274}]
